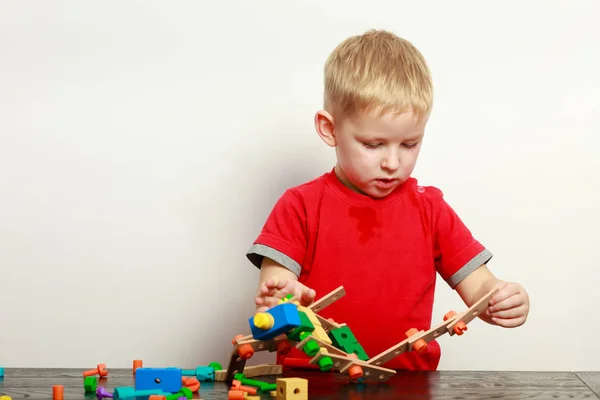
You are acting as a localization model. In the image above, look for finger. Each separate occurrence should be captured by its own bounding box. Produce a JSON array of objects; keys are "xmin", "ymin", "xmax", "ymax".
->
[
  {"xmin": 488, "ymin": 293, "xmax": 524, "ymax": 313},
  {"xmin": 487, "ymin": 304, "xmax": 528, "ymax": 319},
  {"xmin": 258, "ymin": 295, "xmax": 284, "ymax": 309},
  {"xmin": 299, "ymin": 288, "xmax": 316, "ymax": 306},
  {"xmin": 255, "ymin": 305, "xmax": 269, "ymax": 313},
  {"xmin": 491, "ymin": 315, "xmax": 526, "ymax": 328},
  {"xmin": 260, "ymin": 279, "xmax": 289, "ymax": 296},
  {"xmin": 489, "ymin": 283, "xmax": 519, "ymax": 306}
]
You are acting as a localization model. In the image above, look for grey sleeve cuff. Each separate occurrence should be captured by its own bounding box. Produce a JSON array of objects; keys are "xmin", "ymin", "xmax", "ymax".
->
[
  {"xmin": 446, "ymin": 248, "xmax": 494, "ymax": 288},
  {"xmin": 246, "ymin": 244, "xmax": 302, "ymax": 277}
]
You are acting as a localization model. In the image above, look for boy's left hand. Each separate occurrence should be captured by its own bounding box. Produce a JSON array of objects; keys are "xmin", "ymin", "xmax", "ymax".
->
[{"xmin": 486, "ymin": 282, "xmax": 530, "ymax": 328}]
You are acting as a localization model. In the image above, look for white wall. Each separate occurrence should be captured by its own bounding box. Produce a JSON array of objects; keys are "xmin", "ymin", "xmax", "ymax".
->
[{"xmin": 1, "ymin": 0, "xmax": 598, "ymax": 371}]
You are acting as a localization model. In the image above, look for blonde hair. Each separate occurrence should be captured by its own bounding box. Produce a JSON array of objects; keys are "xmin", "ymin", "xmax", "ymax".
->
[{"xmin": 324, "ymin": 29, "xmax": 433, "ymax": 122}]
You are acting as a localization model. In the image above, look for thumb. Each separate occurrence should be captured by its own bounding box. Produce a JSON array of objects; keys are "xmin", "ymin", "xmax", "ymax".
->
[{"xmin": 299, "ymin": 287, "xmax": 316, "ymax": 306}]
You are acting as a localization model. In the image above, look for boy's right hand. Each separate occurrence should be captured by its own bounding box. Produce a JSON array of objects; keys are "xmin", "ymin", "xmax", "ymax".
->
[{"xmin": 255, "ymin": 277, "xmax": 316, "ymax": 313}]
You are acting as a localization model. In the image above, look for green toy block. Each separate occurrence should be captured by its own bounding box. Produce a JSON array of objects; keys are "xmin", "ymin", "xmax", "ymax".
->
[
  {"xmin": 329, "ymin": 325, "xmax": 369, "ymax": 360},
  {"xmin": 286, "ymin": 311, "xmax": 315, "ymax": 341},
  {"xmin": 83, "ymin": 376, "xmax": 97, "ymax": 393},
  {"xmin": 329, "ymin": 325, "xmax": 358, "ymax": 347}
]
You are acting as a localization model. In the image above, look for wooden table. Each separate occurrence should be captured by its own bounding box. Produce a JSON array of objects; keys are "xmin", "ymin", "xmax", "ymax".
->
[{"xmin": 1, "ymin": 368, "xmax": 599, "ymax": 399}]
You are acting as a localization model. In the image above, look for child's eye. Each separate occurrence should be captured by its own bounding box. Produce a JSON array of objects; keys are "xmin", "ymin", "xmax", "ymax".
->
[
  {"xmin": 363, "ymin": 142, "xmax": 381, "ymax": 149},
  {"xmin": 402, "ymin": 142, "xmax": 419, "ymax": 149}
]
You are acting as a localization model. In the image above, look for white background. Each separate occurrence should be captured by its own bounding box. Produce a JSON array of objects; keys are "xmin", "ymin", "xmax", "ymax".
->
[{"xmin": 1, "ymin": 1, "xmax": 599, "ymax": 371}]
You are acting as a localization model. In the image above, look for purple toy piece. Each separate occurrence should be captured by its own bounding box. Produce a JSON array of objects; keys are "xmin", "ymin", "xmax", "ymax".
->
[{"xmin": 96, "ymin": 386, "xmax": 114, "ymax": 399}]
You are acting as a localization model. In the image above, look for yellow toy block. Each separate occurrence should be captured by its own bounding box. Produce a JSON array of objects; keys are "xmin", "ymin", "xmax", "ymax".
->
[{"xmin": 276, "ymin": 377, "xmax": 308, "ymax": 400}]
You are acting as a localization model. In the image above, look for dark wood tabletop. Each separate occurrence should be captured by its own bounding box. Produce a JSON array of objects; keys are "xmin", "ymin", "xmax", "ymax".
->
[{"xmin": 1, "ymin": 368, "xmax": 599, "ymax": 400}]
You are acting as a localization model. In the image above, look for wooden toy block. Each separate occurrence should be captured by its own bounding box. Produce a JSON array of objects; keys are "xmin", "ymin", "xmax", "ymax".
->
[
  {"xmin": 446, "ymin": 288, "xmax": 499, "ymax": 336},
  {"xmin": 314, "ymin": 314, "xmax": 344, "ymax": 333},
  {"xmin": 297, "ymin": 306, "xmax": 331, "ymax": 344},
  {"xmin": 367, "ymin": 337, "xmax": 410, "ymax": 366},
  {"xmin": 215, "ymin": 364, "xmax": 282, "ymax": 381},
  {"xmin": 308, "ymin": 286, "xmax": 346, "ymax": 313},
  {"xmin": 295, "ymin": 335, "xmax": 348, "ymax": 357},
  {"xmin": 276, "ymin": 378, "xmax": 308, "ymax": 400},
  {"xmin": 250, "ymin": 303, "xmax": 302, "ymax": 341},
  {"xmin": 309, "ymin": 349, "xmax": 395, "ymax": 382}
]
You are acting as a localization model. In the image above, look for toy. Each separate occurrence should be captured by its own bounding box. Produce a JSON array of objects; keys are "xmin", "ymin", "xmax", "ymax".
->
[
  {"xmin": 225, "ymin": 285, "xmax": 499, "ymax": 384},
  {"xmin": 135, "ymin": 367, "xmax": 182, "ymax": 393}
]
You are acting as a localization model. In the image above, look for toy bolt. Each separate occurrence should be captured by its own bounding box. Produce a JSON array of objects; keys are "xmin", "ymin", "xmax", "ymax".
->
[
  {"xmin": 83, "ymin": 363, "xmax": 108, "ymax": 377},
  {"xmin": 96, "ymin": 387, "xmax": 114, "ymax": 399}
]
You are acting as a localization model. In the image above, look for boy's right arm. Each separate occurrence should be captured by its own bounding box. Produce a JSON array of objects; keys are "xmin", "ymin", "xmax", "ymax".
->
[{"xmin": 254, "ymin": 256, "xmax": 316, "ymax": 313}]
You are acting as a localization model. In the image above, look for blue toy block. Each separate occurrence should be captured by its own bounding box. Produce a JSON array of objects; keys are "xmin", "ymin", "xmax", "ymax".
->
[
  {"xmin": 135, "ymin": 367, "xmax": 182, "ymax": 393},
  {"xmin": 249, "ymin": 302, "xmax": 301, "ymax": 341}
]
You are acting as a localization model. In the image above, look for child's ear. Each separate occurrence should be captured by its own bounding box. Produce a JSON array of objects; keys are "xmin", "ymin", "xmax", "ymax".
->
[{"xmin": 314, "ymin": 110, "xmax": 336, "ymax": 147}]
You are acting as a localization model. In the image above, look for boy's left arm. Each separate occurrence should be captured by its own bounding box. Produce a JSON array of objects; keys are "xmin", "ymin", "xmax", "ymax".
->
[{"xmin": 454, "ymin": 264, "xmax": 530, "ymax": 328}]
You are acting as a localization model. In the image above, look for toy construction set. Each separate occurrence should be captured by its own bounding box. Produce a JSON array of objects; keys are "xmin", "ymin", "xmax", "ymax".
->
[{"xmin": 0, "ymin": 285, "xmax": 497, "ymax": 400}]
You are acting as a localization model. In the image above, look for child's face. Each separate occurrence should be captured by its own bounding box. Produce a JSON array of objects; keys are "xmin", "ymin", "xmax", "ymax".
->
[{"xmin": 330, "ymin": 109, "xmax": 426, "ymax": 199}]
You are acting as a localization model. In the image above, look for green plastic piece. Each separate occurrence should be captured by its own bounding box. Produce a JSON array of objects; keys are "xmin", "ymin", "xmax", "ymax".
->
[
  {"xmin": 83, "ymin": 376, "xmax": 97, "ymax": 393},
  {"xmin": 165, "ymin": 387, "xmax": 193, "ymax": 400},
  {"xmin": 287, "ymin": 311, "xmax": 315, "ymax": 341},
  {"xmin": 329, "ymin": 326, "xmax": 358, "ymax": 347},
  {"xmin": 261, "ymin": 383, "xmax": 277, "ymax": 391},
  {"xmin": 318, "ymin": 356, "xmax": 334, "ymax": 371},
  {"xmin": 329, "ymin": 325, "xmax": 369, "ymax": 360},
  {"xmin": 114, "ymin": 387, "xmax": 167, "ymax": 399},
  {"xmin": 302, "ymin": 339, "xmax": 320, "ymax": 357},
  {"xmin": 284, "ymin": 293, "xmax": 294, "ymax": 300},
  {"xmin": 208, "ymin": 361, "xmax": 222, "ymax": 371},
  {"xmin": 237, "ymin": 376, "xmax": 270, "ymax": 391},
  {"xmin": 343, "ymin": 342, "xmax": 369, "ymax": 361},
  {"xmin": 234, "ymin": 373, "xmax": 246, "ymax": 381}
]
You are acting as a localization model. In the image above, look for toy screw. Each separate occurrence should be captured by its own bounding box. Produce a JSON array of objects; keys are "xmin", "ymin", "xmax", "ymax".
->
[
  {"xmin": 96, "ymin": 387, "xmax": 114, "ymax": 399},
  {"xmin": 83, "ymin": 363, "xmax": 108, "ymax": 377}
]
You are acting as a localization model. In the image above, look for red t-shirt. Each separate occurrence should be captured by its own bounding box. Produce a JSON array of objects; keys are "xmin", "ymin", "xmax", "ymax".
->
[{"xmin": 247, "ymin": 168, "xmax": 492, "ymax": 370}]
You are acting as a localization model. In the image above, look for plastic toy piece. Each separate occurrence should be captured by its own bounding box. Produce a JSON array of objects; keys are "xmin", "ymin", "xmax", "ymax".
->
[
  {"xmin": 96, "ymin": 387, "xmax": 114, "ymax": 399},
  {"xmin": 0, "ymin": 396, "xmax": 12, "ymax": 400},
  {"xmin": 181, "ymin": 366, "xmax": 214, "ymax": 381},
  {"xmin": 133, "ymin": 360, "xmax": 143, "ymax": 374},
  {"xmin": 295, "ymin": 335, "xmax": 348, "ymax": 357},
  {"xmin": 286, "ymin": 311, "xmax": 315, "ymax": 341},
  {"xmin": 83, "ymin": 376, "xmax": 97, "ymax": 393},
  {"xmin": 296, "ymin": 306, "xmax": 331, "ymax": 345},
  {"xmin": 181, "ymin": 377, "xmax": 200, "ymax": 392},
  {"xmin": 208, "ymin": 361, "xmax": 222, "ymax": 371},
  {"xmin": 329, "ymin": 326, "xmax": 368, "ymax": 360},
  {"xmin": 135, "ymin": 367, "xmax": 182, "ymax": 393},
  {"xmin": 0, "ymin": 367, "xmax": 4, "ymax": 377},
  {"xmin": 312, "ymin": 350, "xmax": 394, "ymax": 382},
  {"xmin": 214, "ymin": 364, "xmax": 282, "ymax": 381},
  {"xmin": 82, "ymin": 363, "xmax": 108, "ymax": 377},
  {"xmin": 249, "ymin": 303, "xmax": 301, "ymax": 341},
  {"xmin": 446, "ymin": 288, "xmax": 499, "ymax": 336},
  {"xmin": 148, "ymin": 387, "xmax": 193, "ymax": 400},
  {"xmin": 114, "ymin": 386, "xmax": 168, "ymax": 399},
  {"xmin": 52, "ymin": 385, "xmax": 64, "ymax": 400}
]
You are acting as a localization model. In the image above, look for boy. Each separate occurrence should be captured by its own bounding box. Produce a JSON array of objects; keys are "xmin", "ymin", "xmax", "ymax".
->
[{"xmin": 246, "ymin": 29, "xmax": 529, "ymax": 370}]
